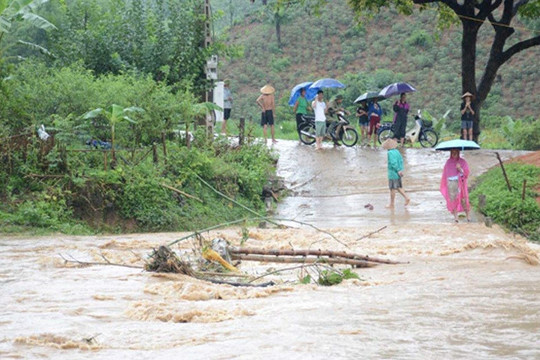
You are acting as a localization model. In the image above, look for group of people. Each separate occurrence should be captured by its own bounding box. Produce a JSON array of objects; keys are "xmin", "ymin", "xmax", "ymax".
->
[
  {"xmin": 355, "ymin": 94, "xmax": 409, "ymax": 148},
  {"xmin": 381, "ymin": 136, "xmax": 471, "ymax": 223},
  {"xmin": 223, "ymin": 80, "xmax": 474, "ymax": 222}
]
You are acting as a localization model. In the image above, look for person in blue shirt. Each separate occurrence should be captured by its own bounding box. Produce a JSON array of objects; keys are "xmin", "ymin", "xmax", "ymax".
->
[{"xmin": 382, "ymin": 138, "xmax": 410, "ymax": 208}]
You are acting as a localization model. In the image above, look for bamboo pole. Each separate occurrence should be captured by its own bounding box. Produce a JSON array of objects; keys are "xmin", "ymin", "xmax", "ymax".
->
[
  {"xmin": 522, "ymin": 179, "xmax": 527, "ymax": 201},
  {"xmin": 495, "ymin": 152, "xmax": 512, "ymax": 192},
  {"xmin": 161, "ymin": 132, "xmax": 167, "ymax": 163},
  {"xmin": 230, "ymin": 254, "xmax": 377, "ymax": 267},
  {"xmin": 229, "ymin": 247, "xmax": 401, "ymax": 264},
  {"xmin": 160, "ymin": 183, "xmax": 203, "ymax": 203}
]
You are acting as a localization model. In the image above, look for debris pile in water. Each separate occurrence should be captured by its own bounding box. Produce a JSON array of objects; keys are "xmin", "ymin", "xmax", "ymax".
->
[{"xmin": 145, "ymin": 245, "xmax": 195, "ymax": 276}]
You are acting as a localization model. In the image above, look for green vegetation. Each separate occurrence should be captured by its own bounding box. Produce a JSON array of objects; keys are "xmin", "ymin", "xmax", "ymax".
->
[
  {"xmin": 470, "ymin": 163, "xmax": 540, "ymax": 242},
  {"xmin": 0, "ymin": 133, "xmax": 276, "ymax": 233},
  {"xmin": 317, "ymin": 268, "xmax": 360, "ymax": 286},
  {"xmin": 0, "ymin": 0, "xmax": 276, "ymax": 235}
]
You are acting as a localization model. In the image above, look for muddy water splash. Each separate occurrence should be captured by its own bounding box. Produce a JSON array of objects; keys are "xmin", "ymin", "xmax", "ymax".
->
[{"xmin": 1, "ymin": 142, "xmax": 539, "ymax": 359}]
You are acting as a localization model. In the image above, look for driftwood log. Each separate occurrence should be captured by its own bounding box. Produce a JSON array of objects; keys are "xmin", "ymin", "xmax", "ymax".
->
[
  {"xmin": 229, "ymin": 246, "xmax": 401, "ymax": 265},
  {"xmin": 230, "ymin": 253, "xmax": 377, "ymax": 267}
]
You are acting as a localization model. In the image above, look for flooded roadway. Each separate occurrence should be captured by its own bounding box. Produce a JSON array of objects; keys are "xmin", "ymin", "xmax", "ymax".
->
[{"xmin": 1, "ymin": 141, "xmax": 539, "ymax": 359}]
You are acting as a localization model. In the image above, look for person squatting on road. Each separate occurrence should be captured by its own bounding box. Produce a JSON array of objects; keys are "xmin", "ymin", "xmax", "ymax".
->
[
  {"xmin": 393, "ymin": 93, "xmax": 410, "ymax": 147},
  {"xmin": 440, "ymin": 149, "xmax": 471, "ymax": 223},
  {"xmin": 312, "ymin": 90, "xmax": 327, "ymax": 151},
  {"xmin": 383, "ymin": 138, "xmax": 410, "ymax": 208},
  {"xmin": 327, "ymin": 94, "xmax": 350, "ymax": 145}
]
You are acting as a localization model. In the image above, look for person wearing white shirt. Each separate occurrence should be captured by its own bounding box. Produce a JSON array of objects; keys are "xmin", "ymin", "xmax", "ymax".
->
[{"xmin": 311, "ymin": 90, "xmax": 327, "ymax": 150}]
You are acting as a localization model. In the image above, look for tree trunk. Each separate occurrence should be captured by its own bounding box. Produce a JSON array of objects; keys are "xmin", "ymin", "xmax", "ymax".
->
[
  {"xmin": 275, "ymin": 12, "xmax": 282, "ymax": 48},
  {"xmin": 461, "ymin": 18, "xmax": 481, "ymax": 141}
]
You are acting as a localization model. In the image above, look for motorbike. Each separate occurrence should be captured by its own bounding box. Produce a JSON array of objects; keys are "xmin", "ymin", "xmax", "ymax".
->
[
  {"xmin": 298, "ymin": 111, "xmax": 359, "ymax": 147},
  {"xmin": 377, "ymin": 110, "xmax": 439, "ymax": 147}
]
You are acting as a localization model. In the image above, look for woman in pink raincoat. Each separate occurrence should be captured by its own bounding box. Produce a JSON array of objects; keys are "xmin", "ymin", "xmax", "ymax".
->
[{"xmin": 440, "ymin": 149, "xmax": 471, "ymax": 223}]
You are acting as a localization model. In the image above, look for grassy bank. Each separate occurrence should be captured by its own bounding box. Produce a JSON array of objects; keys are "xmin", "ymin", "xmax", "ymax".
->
[{"xmin": 470, "ymin": 162, "xmax": 540, "ymax": 242}]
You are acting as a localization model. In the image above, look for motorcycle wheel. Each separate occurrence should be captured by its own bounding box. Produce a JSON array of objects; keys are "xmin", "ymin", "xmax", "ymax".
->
[
  {"xmin": 340, "ymin": 128, "xmax": 358, "ymax": 147},
  {"xmin": 299, "ymin": 123, "xmax": 316, "ymax": 145},
  {"xmin": 377, "ymin": 128, "xmax": 395, "ymax": 144},
  {"xmin": 419, "ymin": 129, "xmax": 439, "ymax": 148}
]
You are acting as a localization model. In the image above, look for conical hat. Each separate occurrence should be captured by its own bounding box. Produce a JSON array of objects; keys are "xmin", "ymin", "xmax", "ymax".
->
[
  {"xmin": 382, "ymin": 138, "xmax": 398, "ymax": 150},
  {"xmin": 260, "ymin": 85, "xmax": 275, "ymax": 94}
]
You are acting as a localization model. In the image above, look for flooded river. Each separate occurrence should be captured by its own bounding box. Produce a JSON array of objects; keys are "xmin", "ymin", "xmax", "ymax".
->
[{"xmin": 1, "ymin": 142, "xmax": 539, "ymax": 359}]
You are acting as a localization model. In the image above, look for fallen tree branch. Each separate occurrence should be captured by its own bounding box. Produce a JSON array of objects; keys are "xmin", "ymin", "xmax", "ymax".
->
[
  {"xmin": 59, "ymin": 254, "xmax": 141, "ymax": 269},
  {"xmin": 194, "ymin": 173, "xmax": 266, "ymax": 218},
  {"xmin": 199, "ymin": 278, "xmax": 275, "ymax": 287},
  {"xmin": 230, "ymin": 254, "xmax": 377, "ymax": 267},
  {"xmin": 229, "ymin": 246, "xmax": 400, "ymax": 264},
  {"xmin": 247, "ymin": 264, "xmax": 319, "ymax": 283},
  {"xmin": 289, "ymin": 171, "xmax": 321, "ymax": 190},
  {"xmin": 160, "ymin": 183, "xmax": 203, "ymax": 203},
  {"xmin": 356, "ymin": 226, "xmax": 388, "ymax": 241},
  {"xmin": 270, "ymin": 217, "xmax": 349, "ymax": 248}
]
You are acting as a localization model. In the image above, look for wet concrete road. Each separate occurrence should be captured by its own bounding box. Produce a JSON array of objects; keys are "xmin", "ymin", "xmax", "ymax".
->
[{"xmin": 274, "ymin": 141, "xmax": 527, "ymax": 227}]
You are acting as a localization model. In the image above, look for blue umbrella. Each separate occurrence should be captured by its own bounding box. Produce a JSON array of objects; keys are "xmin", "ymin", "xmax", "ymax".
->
[
  {"xmin": 309, "ymin": 78, "xmax": 346, "ymax": 90},
  {"xmin": 288, "ymin": 81, "xmax": 317, "ymax": 106},
  {"xmin": 435, "ymin": 139, "xmax": 480, "ymax": 151},
  {"xmin": 379, "ymin": 82, "xmax": 417, "ymax": 98}
]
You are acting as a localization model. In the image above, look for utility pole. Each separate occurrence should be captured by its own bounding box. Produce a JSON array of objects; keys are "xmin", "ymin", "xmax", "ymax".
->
[{"xmin": 202, "ymin": 0, "xmax": 217, "ymax": 135}]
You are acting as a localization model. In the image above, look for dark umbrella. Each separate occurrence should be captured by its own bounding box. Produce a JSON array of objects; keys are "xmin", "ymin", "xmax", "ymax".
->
[
  {"xmin": 354, "ymin": 91, "xmax": 385, "ymax": 103},
  {"xmin": 435, "ymin": 139, "xmax": 480, "ymax": 151},
  {"xmin": 379, "ymin": 82, "xmax": 417, "ymax": 98}
]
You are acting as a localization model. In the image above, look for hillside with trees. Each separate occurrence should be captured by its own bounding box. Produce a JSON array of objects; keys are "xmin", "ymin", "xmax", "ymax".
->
[{"xmin": 215, "ymin": 0, "xmax": 539, "ymax": 134}]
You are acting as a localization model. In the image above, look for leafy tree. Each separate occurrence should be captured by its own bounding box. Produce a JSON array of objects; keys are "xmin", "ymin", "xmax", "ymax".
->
[{"xmin": 347, "ymin": 0, "xmax": 540, "ymax": 141}]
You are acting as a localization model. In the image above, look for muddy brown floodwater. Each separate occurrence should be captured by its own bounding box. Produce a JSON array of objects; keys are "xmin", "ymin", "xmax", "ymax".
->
[{"xmin": 1, "ymin": 141, "xmax": 539, "ymax": 359}]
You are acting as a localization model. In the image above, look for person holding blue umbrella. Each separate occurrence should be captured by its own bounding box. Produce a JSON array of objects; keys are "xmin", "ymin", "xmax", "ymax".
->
[{"xmin": 292, "ymin": 88, "xmax": 311, "ymax": 142}]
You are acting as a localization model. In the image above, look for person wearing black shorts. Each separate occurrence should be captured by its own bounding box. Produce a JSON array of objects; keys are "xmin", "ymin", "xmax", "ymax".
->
[
  {"xmin": 460, "ymin": 92, "xmax": 475, "ymax": 141},
  {"xmin": 256, "ymin": 84, "xmax": 277, "ymax": 144}
]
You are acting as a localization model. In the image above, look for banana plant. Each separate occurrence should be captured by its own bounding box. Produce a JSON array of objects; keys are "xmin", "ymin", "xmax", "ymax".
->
[
  {"xmin": 0, "ymin": 0, "xmax": 56, "ymax": 56},
  {"xmin": 83, "ymin": 104, "xmax": 144, "ymax": 161}
]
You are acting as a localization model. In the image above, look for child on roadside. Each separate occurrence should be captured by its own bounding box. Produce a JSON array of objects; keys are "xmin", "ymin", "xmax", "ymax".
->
[{"xmin": 382, "ymin": 138, "xmax": 410, "ymax": 208}]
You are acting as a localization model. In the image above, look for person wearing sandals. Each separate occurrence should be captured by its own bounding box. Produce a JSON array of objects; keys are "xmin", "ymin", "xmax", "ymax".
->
[
  {"xmin": 440, "ymin": 149, "xmax": 471, "ymax": 222},
  {"xmin": 382, "ymin": 138, "xmax": 410, "ymax": 209}
]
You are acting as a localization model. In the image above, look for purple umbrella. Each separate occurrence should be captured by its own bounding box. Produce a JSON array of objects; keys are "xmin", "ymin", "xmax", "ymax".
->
[{"xmin": 379, "ymin": 82, "xmax": 417, "ymax": 98}]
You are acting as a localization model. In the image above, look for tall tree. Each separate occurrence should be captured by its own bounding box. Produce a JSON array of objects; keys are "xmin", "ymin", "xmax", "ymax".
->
[{"xmin": 347, "ymin": 0, "xmax": 540, "ymax": 140}]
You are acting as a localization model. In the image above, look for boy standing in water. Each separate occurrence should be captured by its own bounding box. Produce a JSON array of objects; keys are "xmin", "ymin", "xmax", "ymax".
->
[{"xmin": 382, "ymin": 138, "xmax": 410, "ymax": 208}]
